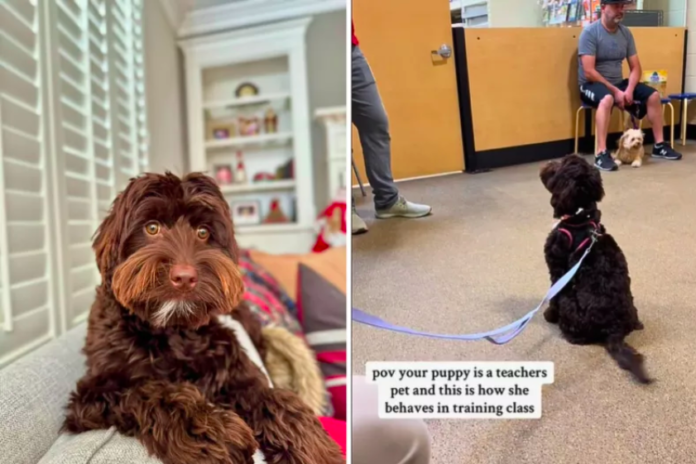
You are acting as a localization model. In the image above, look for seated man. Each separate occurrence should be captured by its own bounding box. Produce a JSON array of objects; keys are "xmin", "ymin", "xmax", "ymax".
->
[{"xmin": 578, "ymin": 0, "xmax": 681, "ymax": 172}]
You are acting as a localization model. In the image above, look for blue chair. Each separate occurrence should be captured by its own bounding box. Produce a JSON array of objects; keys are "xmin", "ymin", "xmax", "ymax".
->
[
  {"xmin": 661, "ymin": 97, "xmax": 675, "ymax": 147},
  {"xmin": 668, "ymin": 92, "xmax": 696, "ymax": 145}
]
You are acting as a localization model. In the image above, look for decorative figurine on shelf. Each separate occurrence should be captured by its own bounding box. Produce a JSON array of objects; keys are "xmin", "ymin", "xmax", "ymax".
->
[
  {"xmin": 235, "ymin": 82, "xmax": 259, "ymax": 98},
  {"xmin": 275, "ymin": 159, "xmax": 294, "ymax": 180},
  {"xmin": 312, "ymin": 197, "xmax": 346, "ymax": 253},
  {"xmin": 239, "ymin": 117, "xmax": 260, "ymax": 136},
  {"xmin": 264, "ymin": 107, "xmax": 278, "ymax": 133},
  {"xmin": 253, "ymin": 172, "xmax": 275, "ymax": 182},
  {"xmin": 213, "ymin": 164, "xmax": 233, "ymax": 185},
  {"xmin": 234, "ymin": 151, "xmax": 247, "ymax": 184},
  {"xmin": 263, "ymin": 198, "xmax": 289, "ymax": 223}
]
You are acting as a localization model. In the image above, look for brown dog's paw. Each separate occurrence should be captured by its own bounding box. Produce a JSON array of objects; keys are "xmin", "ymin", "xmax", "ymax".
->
[
  {"xmin": 146, "ymin": 405, "xmax": 257, "ymax": 464},
  {"xmin": 193, "ymin": 407, "xmax": 258, "ymax": 464},
  {"xmin": 251, "ymin": 389, "xmax": 344, "ymax": 464},
  {"xmin": 132, "ymin": 382, "xmax": 258, "ymax": 464}
]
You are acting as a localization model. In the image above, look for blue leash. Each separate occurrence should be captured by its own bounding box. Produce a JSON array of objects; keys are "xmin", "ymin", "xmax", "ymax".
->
[{"xmin": 352, "ymin": 236, "xmax": 597, "ymax": 345}]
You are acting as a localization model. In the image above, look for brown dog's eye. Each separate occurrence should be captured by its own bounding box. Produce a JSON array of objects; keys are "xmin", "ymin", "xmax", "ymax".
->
[
  {"xmin": 145, "ymin": 221, "xmax": 161, "ymax": 236},
  {"xmin": 197, "ymin": 227, "xmax": 210, "ymax": 241}
]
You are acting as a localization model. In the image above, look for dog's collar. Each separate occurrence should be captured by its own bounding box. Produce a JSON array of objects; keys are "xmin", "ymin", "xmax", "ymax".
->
[{"xmin": 552, "ymin": 208, "xmax": 591, "ymax": 229}]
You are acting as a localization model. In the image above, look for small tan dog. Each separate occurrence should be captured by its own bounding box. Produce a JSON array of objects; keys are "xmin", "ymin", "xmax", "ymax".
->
[{"xmin": 612, "ymin": 128, "xmax": 645, "ymax": 167}]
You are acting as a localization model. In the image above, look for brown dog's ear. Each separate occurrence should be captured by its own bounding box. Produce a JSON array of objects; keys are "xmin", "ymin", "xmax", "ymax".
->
[
  {"xmin": 93, "ymin": 193, "xmax": 126, "ymax": 282},
  {"xmin": 92, "ymin": 175, "xmax": 150, "ymax": 281},
  {"xmin": 617, "ymin": 132, "xmax": 628, "ymax": 149},
  {"xmin": 539, "ymin": 160, "xmax": 559, "ymax": 191}
]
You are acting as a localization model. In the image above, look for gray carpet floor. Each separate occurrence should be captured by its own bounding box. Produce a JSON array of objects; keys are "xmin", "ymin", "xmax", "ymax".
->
[{"xmin": 351, "ymin": 148, "xmax": 696, "ymax": 464}]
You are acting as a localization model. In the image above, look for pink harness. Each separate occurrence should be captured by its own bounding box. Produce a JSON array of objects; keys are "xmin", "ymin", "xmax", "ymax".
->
[{"xmin": 556, "ymin": 216, "xmax": 602, "ymax": 252}]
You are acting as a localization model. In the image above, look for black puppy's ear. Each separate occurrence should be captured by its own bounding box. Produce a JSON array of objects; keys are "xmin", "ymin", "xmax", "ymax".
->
[{"xmin": 539, "ymin": 160, "xmax": 559, "ymax": 191}]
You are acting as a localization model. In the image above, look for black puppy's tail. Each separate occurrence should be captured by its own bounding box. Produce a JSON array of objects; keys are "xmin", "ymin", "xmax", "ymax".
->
[{"xmin": 605, "ymin": 335, "xmax": 653, "ymax": 384}]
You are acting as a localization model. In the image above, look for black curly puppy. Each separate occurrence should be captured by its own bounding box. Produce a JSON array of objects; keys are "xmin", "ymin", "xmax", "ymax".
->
[{"xmin": 540, "ymin": 154, "xmax": 651, "ymax": 384}]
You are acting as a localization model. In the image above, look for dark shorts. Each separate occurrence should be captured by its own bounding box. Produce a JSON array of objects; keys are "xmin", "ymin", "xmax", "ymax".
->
[{"xmin": 579, "ymin": 79, "xmax": 657, "ymax": 119}]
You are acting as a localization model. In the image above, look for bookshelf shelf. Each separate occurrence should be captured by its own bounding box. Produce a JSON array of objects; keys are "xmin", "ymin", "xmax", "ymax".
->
[
  {"xmin": 205, "ymin": 131, "xmax": 293, "ymax": 150},
  {"xmin": 203, "ymin": 92, "xmax": 291, "ymax": 110},
  {"xmin": 219, "ymin": 179, "xmax": 296, "ymax": 194}
]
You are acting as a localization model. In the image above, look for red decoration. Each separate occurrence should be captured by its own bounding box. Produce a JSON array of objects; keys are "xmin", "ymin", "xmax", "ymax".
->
[{"xmin": 312, "ymin": 200, "xmax": 346, "ymax": 253}]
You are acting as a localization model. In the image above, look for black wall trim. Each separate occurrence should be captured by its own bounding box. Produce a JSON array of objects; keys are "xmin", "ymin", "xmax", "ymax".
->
[
  {"xmin": 678, "ymin": 29, "xmax": 688, "ymax": 137},
  {"xmin": 452, "ymin": 28, "xmax": 690, "ymax": 172},
  {"xmin": 686, "ymin": 124, "xmax": 696, "ymax": 140},
  {"xmin": 681, "ymin": 30, "xmax": 688, "ymax": 95},
  {"xmin": 452, "ymin": 28, "xmax": 480, "ymax": 173},
  {"xmin": 474, "ymin": 126, "xmax": 674, "ymax": 171},
  {"xmin": 474, "ymin": 139, "xmax": 576, "ymax": 171}
]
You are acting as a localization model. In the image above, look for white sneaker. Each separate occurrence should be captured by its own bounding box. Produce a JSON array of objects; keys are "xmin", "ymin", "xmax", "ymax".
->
[
  {"xmin": 352, "ymin": 208, "xmax": 368, "ymax": 235},
  {"xmin": 375, "ymin": 196, "xmax": 432, "ymax": 219}
]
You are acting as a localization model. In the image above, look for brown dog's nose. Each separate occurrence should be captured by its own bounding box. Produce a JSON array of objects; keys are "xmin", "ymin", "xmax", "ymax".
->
[{"xmin": 170, "ymin": 264, "xmax": 198, "ymax": 290}]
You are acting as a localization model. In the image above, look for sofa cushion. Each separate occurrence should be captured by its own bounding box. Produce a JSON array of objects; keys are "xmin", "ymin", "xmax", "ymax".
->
[
  {"xmin": 296, "ymin": 248, "xmax": 347, "ymax": 421},
  {"xmin": 246, "ymin": 246, "xmax": 346, "ymax": 303},
  {"xmin": 0, "ymin": 323, "xmax": 89, "ymax": 464},
  {"xmin": 239, "ymin": 250, "xmax": 303, "ymax": 337},
  {"xmin": 38, "ymin": 429, "xmax": 267, "ymax": 464}
]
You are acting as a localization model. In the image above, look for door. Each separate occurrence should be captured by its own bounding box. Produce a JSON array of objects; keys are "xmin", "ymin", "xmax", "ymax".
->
[{"xmin": 351, "ymin": 1, "xmax": 464, "ymax": 185}]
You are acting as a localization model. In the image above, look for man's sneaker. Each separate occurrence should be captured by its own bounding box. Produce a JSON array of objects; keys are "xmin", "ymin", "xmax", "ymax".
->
[
  {"xmin": 594, "ymin": 150, "xmax": 618, "ymax": 171},
  {"xmin": 352, "ymin": 207, "xmax": 368, "ymax": 235},
  {"xmin": 375, "ymin": 196, "xmax": 432, "ymax": 219},
  {"xmin": 651, "ymin": 143, "xmax": 682, "ymax": 160}
]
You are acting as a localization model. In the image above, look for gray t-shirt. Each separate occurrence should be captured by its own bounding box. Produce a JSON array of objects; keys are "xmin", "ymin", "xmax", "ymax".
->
[{"xmin": 577, "ymin": 21, "xmax": 637, "ymax": 86}]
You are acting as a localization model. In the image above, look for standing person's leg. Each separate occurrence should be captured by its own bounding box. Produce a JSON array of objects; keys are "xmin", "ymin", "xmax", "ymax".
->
[
  {"xmin": 351, "ymin": 45, "xmax": 431, "ymax": 227},
  {"xmin": 626, "ymin": 83, "xmax": 682, "ymax": 160},
  {"xmin": 579, "ymin": 81, "xmax": 618, "ymax": 171},
  {"xmin": 352, "ymin": 375, "xmax": 431, "ymax": 464}
]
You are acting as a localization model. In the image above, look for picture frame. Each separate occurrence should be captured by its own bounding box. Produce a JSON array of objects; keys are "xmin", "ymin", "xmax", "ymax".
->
[
  {"xmin": 231, "ymin": 200, "xmax": 261, "ymax": 226},
  {"xmin": 207, "ymin": 120, "xmax": 236, "ymax": 140},
  {"xmin": 213, "ymin": 164, "xmax": 234, "ymax": 185}
]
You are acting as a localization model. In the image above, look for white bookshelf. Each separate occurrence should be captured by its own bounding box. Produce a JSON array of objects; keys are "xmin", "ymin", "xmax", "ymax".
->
[
  {"xmin": 315, "ymin": 106, "xmax": 346, "ymax": 206},
  {"xmin": 179, "ymin": 18, "xmax": 316, "ymax": 255}
]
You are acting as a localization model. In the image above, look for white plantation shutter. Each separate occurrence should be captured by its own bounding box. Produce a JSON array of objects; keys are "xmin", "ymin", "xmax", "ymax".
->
[
  {"xmin": 0, "ymin": 0, "xmax": 149, "ymax": 367},
  {"xmin": 0, "ymin": 0, "xmax": 57, "ymax": 362}
]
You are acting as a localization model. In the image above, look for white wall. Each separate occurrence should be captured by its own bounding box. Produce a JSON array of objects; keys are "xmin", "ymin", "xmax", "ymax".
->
[
  {"xmin": 144, "ymin": 0, "xmax": 188, "ymax": 175},
  {"xmin": 489, "ymin": 0, "xmax": 543, "ymax": 28},
  {"xmin": 683, "ymin": 1, "xmax": 696, "ymax": 124},
  {"xmin": 644, "ymin": 0, "xmax": 686, "ymax": 27},
  {"xmin": 686, "ymin": 2, "xmax": 696, "ymax": 94},
  {"xmin": 306, "ymin": 10, "xmax": 347, "ymax": 209}
]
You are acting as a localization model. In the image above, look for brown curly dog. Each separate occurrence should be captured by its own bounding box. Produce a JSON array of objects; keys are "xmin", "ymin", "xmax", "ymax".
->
[{"xmin": 61, "ymin": 172, "xmax": 344, "ymax": 464}]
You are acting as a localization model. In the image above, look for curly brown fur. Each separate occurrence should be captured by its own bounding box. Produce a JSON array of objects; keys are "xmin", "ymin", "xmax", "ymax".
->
[
  {"xmin": 539, "ymin": 155, "xmax": 652, "ymax": 384},
  {"xmin": 62, "ymin": 172, "xmax": 344, "ymax": 464}
]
